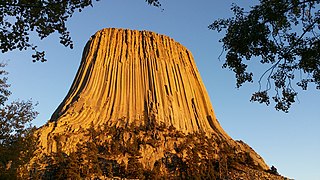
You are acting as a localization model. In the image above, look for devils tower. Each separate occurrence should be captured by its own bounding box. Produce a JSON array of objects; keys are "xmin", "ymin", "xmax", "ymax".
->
[
  {"xmin": 50, "ymin": 28, "xmax": 225, "ymax": 134},
  {"xmin": 31, "ymin": 28, "xmax": 286, "ymax": 179}
]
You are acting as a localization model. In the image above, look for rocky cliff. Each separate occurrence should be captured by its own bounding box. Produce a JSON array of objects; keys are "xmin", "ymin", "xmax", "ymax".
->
[
  {"xmin": 51, "ymin": 28, "xmax": 226, "ymax": 134},
  {"xmin": 31, "ymin": 28, "xmax": 286, "ymax": 179}
]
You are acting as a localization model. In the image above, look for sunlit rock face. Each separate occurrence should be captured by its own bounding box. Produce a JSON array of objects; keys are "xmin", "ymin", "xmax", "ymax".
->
[
  {"xmin": 36, "ymin": 28, "xmax": 269, "ymax": 170},
  {"xmin": 51, "ymin": 28, "xmax": 228, "ymax": 135}
]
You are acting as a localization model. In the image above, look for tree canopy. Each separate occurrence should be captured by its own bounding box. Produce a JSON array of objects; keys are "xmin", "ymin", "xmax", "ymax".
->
[
  {"xmin": 0, "ymin": 0, "xmax": 161, "ymax": 62},
  {"xmin": 209, "ymin": 0, "xmax": 320, "ymax": 112},
  {"xmin": 0, "ymin": 63, "xmax": 38, "ymax": 179},
  {"xmin": 2, "ymin": 0, "xmax": 318, "ymax": 112}
]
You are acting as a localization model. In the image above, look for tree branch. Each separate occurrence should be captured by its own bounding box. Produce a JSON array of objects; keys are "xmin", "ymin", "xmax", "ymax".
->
[{"xmin": 0, "ymin": 2, "xmax": 46, "ymax": 9}]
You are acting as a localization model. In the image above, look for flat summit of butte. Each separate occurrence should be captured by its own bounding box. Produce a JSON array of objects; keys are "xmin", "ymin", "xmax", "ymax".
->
[{"xmin": 32, "ymin": 28, "xmax": 288, "ymax": 179}]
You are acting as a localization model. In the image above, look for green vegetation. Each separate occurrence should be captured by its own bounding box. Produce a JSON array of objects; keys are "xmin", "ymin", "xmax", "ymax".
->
[
  {"xmin": 26, "ymin": 118, "xmax": 266, "ymax": 179},
  {"xmin": 0, "ymin": 0, "xmax": 160, "ymax": 62},
  {"xmin": 267, "ymin": 165, "xmax": 280, "ymax": 175},
  {"xmin": 0, "ymin": 63, "xmax": 38, "ymax": 179},
  {"xmin": 210, "ymin": 0, "xmax": 320, "ymax": 112},
  {"xmin": 3, "ymin": 0, "xmax": 318, "ymax": 111}
]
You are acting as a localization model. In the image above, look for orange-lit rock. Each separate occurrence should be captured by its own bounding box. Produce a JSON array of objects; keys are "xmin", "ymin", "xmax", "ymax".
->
[
  {"xmin": 36, "ymin": 28, "xmax": 269, "ymax": 171},
  {"xmin": 51, "ymin": 28, "xmax": 226, "ymax": 134}
]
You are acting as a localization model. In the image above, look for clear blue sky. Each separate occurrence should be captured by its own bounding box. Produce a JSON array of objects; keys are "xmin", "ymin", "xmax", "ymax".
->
[{"xmin": 2, "ymin": 1, "xmax": 319, "ymax": 179}]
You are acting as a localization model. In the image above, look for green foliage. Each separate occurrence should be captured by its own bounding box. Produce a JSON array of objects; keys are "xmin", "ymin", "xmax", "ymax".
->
[
  {"xmin": 145, "ymin": 0, "xmax": 161, "ymax": 8},
  {"xmin": 267, "ymin": 165, "xmax": 280, "ymax": 175},
  {"xmin": 127, "ymin": 157, "xmax": 144, "ymax": 179},
  {"xmin": 0, "ymin": 0, "xmax": 92, "ymax": 62},
  {"xmin": 28, "ymin": 117, "xmax": 264, "ymax": 179},
  {"xmin": 210, "ymin": 0, "xmax": 320, "ymax": 112},
  {"xmin": 42, "ymin": 153, "xmax": 81, "ymax": 180},
  {"xmin": 0, "ymin": 0, "xmax": 161, "ymax": 62},
  {"xmin": 0, "ymin": 63, "xmax": 38, "ymax": 179}
]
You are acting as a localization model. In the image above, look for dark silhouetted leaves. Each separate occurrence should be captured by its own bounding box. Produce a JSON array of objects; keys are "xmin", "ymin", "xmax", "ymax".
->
[
  {"xmin": 210, "ymin": 0, "xmax": 320, "ymax": 112},
  {"xmin": 0, "ymin": 63, "xmax": 38, "ymax": 179},
  {"xmin": 0, "ymin": 1, "xmax": 162, "ymax": 62}
]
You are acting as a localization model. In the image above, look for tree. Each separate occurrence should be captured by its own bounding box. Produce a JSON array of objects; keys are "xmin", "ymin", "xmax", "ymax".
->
[
  {"xmin": 0, "ymin": 63, "xmax": 38, "ymax": 179},
  {"xmin": 0, "ymin": 0, "xmax": 161, "ymax": 62},
  {"xmin": 209, "ymin": 0, "xmax": 320, "ymax": 112},
  {"xmin": 42, "ymin": 152, "xmax": 81, "ymax": 179},
  {"xmin": 126, "ymin": 157, "xmax": 144, "ymax": 179},
  {"xmin": 268, "ymin": 165, "xmax": 279, "ymax": 175}
]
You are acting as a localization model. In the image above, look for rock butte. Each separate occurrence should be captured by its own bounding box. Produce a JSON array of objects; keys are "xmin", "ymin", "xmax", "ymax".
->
[
  {"xmin": 36, "ymin": 28, "xmax": 269, "ymax": 170},
  {"xmin": 52, "ymin": 28, "xmax": 224, "ymax": 134}
]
